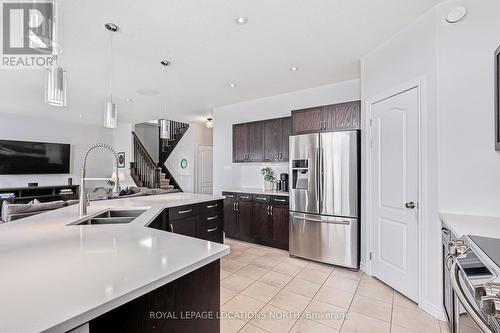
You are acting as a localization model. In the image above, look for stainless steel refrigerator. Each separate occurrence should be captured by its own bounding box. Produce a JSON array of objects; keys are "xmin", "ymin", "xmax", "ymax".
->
[{"xmin": 289, "ymin": 131, "xmax": 359, "ymax": 269}]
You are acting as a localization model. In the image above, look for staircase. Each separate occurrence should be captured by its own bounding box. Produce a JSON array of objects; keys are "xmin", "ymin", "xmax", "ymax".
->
[
  {"xmin": 158, "ymin": 120, "xmax": 189, "ymax": 191},
  {"xmin": 130, "ymin": 131, "xmax": 174, "ymax": 190},
  {"xmin": 130, "ymin": 120, "xmax": 189, "ymax": 191}
]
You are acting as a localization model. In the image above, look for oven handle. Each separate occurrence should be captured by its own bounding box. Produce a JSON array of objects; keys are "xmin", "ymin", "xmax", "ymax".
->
[{"xmin": 450, "ymin": 261, "xmax": 494, "ymax": 333}]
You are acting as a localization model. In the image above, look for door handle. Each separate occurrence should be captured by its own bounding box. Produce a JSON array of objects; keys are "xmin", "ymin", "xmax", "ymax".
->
[
  {"xmin": 206, "ymin": 215, "xmax": 218, "ymax": 221},
  {"xmin": 178, "ymin": 208, "xmax": 193, "ymax": 214},
  {"xmin": 405, "ymin": 202, "xmax": 416, "ymax": 209},
  {"xmin": 270, "ymin": 206, "xmax": 273, "ymax": 216},
  {"xmin": 274, "ymin": 198, "xmax": 286, "ymax": 203},
  {"xmin": 207, "ymin": 227, "xmax": 218, "ymax": 233},
  {"xmin": 233, "ymin": 202, "xmax": 236, "ymax": 211},
  {"xmin": 170, "ymin": 223, "xmax": 174, "ymax": 232},
  {"xmin": 267, "ymin": 205, "xmax": 270, "ymax": 215},
  {"xmin": 207, "ymin": 204, "xmax": 218, "ymax": 209},
  {"xmin": 236, "ymin": 202, "xmax": 239, "ymax": 212}
]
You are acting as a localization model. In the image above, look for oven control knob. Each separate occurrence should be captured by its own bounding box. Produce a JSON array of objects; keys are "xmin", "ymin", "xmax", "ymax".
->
[
  {"xmin": 449, "ymin": 240, "xmax": 468, "ymax": 256},
  {"xmin": 481, "ymin": 296, "xmax": 500, "ymax": 319}
]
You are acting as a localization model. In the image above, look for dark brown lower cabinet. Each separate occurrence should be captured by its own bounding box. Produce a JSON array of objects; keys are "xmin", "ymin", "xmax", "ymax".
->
[
  {"xmin": 149, "ymin": 200, "xmax": 224, "ymax": 244},
  {"xmin": 90, "ymin": 260, "xmax": 220, "ymax": 333},
  {"xmin": 223, "ymin": 192, "xmax": 289, "ymax": 251}
]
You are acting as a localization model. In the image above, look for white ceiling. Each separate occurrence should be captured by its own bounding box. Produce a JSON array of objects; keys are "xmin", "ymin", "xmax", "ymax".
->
[{"xmin": 0, "ymin": 0, "xmax": 441, "ymax": 126}]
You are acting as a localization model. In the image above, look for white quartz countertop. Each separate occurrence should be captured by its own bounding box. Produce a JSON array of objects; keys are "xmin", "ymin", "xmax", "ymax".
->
[
  {"xmin": 440, "ymin": 212, "xmax": 500, "ymax": 239},
  {"xmin": 223, "ymin": 188, "xmax": 289, "ymax": 197},
  {"xmin": 0, "ymin": 193, "xmax": 229, "ymax": 333}
]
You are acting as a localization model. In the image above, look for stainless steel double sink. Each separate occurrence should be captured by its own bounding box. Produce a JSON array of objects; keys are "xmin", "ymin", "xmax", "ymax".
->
[{"xmin": 71, "ymin": 209, "xmax": 146, "ymax": 225}]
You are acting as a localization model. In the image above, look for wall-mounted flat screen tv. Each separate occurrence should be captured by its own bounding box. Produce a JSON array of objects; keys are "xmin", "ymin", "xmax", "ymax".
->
[{"xmin": 0, "ymin": 140, "xmax": 70, "ymax": 175}]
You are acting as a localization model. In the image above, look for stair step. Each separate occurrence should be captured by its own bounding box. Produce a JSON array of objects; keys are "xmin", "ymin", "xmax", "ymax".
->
[
  {"xmin": 160, "ymin": 179, "xmax": 170, "ymax": 185},
  {"xmin": 160, "ymin": 185, "xmax": 174, "ymax": 190}
]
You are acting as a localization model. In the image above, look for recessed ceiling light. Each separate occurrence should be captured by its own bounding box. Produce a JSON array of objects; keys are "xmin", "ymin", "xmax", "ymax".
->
[
  {"xmin": 125, "ymin": 98, "xmax": 133, "ymax": 102},
  {"xmin": 79, "ymin": 114, "xmax": 84, "ymax": 118},
  {"xmin": 445, "ymin": 6, "xmax": 467, "ymax": 24},
  {"xmin": 290, "ymin": 66, "xmax": 299, "ymax": 71},
  {"xmin": 235, "ymin": 17, "xmax": 248, "ymax": 25},
  {"xmin": 229, "ymin": 83, "xmax": 237, "ymax": 88}
]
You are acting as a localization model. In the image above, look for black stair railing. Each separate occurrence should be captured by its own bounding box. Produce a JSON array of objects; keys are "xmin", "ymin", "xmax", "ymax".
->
[
  {"xmin": 158, "ymin": 120, "xmax": 189, "ymax": 191},
  {"xmin": 132, "ymin": 131, "xmax": 162, "ymax": 188}
]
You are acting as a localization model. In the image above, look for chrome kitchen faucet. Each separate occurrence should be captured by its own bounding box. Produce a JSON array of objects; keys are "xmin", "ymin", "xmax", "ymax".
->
[{"xmin": 79, "ymin": 143, "xmax": 120, "ymax": 216}]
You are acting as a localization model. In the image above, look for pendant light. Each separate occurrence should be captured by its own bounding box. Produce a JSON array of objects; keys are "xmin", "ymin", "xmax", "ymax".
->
[
  {"xmin": 104, "ymin": 23, "xmax": 119, "ymax": 129},
  {"xmin": 45, "ymin": 56, "xmax": 67, "ymax": 106},
  {"xmin": 159, "ymin": 60, "xmax": 171, "ymax": 139},
  {"xmin": 206, "ymin": 117, "xmax": 213, "ymax": 128}
]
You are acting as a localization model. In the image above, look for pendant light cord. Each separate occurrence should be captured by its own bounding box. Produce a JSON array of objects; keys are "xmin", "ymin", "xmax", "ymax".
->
[
  {"xmin": 163, "ymin": 66, "xmax": 167, "ymax": 119},
  {"xmin": 109, "ymin": 29, "xmax": 114, "ymax": 103}
]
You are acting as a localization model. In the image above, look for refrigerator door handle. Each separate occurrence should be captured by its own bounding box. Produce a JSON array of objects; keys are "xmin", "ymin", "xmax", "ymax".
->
[{"xmin": 317, "ymin": 145, "xmax": 322, "ymax": 212}]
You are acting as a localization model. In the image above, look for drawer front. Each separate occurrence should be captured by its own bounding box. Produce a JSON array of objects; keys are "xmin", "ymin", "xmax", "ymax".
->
[
  {"xmin": 271, "ymin": 196, "xmax": 289, "ymax": 205},
  {"xmin": 222, "ymin": 192, "xmax": 237, "ymax": 199},
  {"xmin": 169, "ymin": 204, "xmax": 199, "ymax": 221},
  {"xmin": 200, "ymin": 211, "xmax": 222, "ymax": 226},
  {"xmin": 253, "ymin": 194, "xmax": 270, "ymax": 203},
  {"xmin": 237, "ymin": 194, "xmax": 253, "ymax": 201},
  {"xmin": 203, "ymin": 200, "xmax": 223, "ymax": 215},
  {"xmin": 200, "ymin": 218, "xmax": 222, "ymax": 238}
]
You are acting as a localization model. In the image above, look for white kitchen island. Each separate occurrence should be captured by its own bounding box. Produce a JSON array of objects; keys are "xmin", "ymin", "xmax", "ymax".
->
[{"xmin": 0, "ymin": 193, "xmax": 229, "ymax": 333}]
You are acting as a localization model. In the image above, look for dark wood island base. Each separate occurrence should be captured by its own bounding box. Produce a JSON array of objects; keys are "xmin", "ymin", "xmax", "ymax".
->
[{"xmin": 90, "ymin": 260, "xmax": 220, "ymax": 333}]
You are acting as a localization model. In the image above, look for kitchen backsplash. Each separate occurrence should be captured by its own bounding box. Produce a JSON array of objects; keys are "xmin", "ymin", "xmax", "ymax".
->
[{"xmin": 237, "ymin": 162, "xmax": 289, "ymax": 189}]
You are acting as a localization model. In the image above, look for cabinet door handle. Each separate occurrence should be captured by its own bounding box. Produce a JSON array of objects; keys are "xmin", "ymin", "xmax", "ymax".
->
[
  {"xmin": 207, "ymin": 215, "xmax": 218, "ymax": 221},
  {"xmin": 270, "ymin": 206, "xmax": 273, "ymax": 216},
  {"xmin": 207, "ymin": 204, "xmax": 218, "ymax": 209},
  {"xmin": 274, "ymin": 198, "xmax": 287, "ymax": 203},
  {"xmin": 236, "ymin": 202, "xmax": 239, "ymax": 211},
  {"xmin": 256, "ymin": 197, "xmax": 267, "ymax": 201},
  {"xmin": 178, "ymin": 209, "xmax": 192, "ymax": 214},
  {"xmin": 225, "ymin": 195, "xmax": 234, "ymax": 198},
  {"xmin": 240, "ymin": 196, "xmax": 250, "ymax": 199},
  {"xmin": 207, "ymin": 227, "xmax": 218, "ymax": 233},
  {"xmin": 233, "ymin": 202, "xmax": 237, "ymax": 211},
  {"xmin": 170, "ymin": 223, "xmax": 174, "ymax": 232},
  {"xmin": 267, "ymin": 205, "xmax": 270, "ymax": 216}
]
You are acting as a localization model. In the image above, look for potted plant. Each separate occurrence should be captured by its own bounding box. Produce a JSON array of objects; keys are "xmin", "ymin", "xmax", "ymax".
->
[{"xmin": 261, "ymin": 167, "xmax": 276, "ymax": 191}]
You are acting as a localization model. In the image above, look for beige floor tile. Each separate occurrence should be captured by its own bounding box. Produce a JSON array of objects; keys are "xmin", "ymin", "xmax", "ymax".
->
[
  {"xmin": 221, "ymin": 274, "xmax": 255, "ymax": 292},
  {"xmin": 359, "ymin": 276, "xmax": 393, "ymax": 292},
  {"xmin": 392, "ymin": 305, "xmax": 441, "ymax": 333},
  {"xmin": 297, "ymin": 268, "xmax": 331, "ymax": 284},
  {"xmin": 221, "ymin": 287, "xmax": 238, "ymax": 305},
  {"xmin": 269, "ymin": 289, "xmax": 312, "ymax": 313},
  {"xmin": 237, "ymin": 264, "xmax": 269, "ymax": 280},
  {"xmin": 324, "ymin": 275, "xmax": 360, "ymax": 293},
  {"xmin": 302, "ymin": 299, "xmax": 346, "ymax": 330},
  {"xmin": 349, "ymin": 294, "xmax": 392, "ymax": 322},
  {"xmin": 439, "ymin": 320, "xmax": 451, "ymax": 333},
  {"xmin": 393, "ymin": 291, "xmax": 418, "ymax": 309},
  {"xmin": 290, "ymin": 318, "xmax": 339, "ymax": 333},
  {"xmin": 283, "ymin": 256, "xmax": 310, "ymax": 267},
  {"xmin": 220, "ymin": 317, "xmax": 246, "ymax": 333},
  {"xmin": 242, "ymin": 281, "xmax": 281, "ymax": 303},
  {"xmin": 284, "ymin": 277, "xmax": 322, "ymax": 297},
  {"xmin": 307, "ymin": 261, "xmax": 335, "ymax": 273},
  {"xmin": 239, "ymin": 323, "xmax": 270, "ymax": 333},
  {"xmin": 341, "ymin": 312, "xmax": 390, "ymax": 333},
  {"xmin": 259, "ymin": 270, "xmax": 293, "ymax": 288},
  {"xmin": 246, "ymin": 247, "xmax": 270, "ymax": 257},
  {"xmin": 273, "ymin": 262, "xmax": 304, "ymax": 276},
  {"xmin": 233, "ymin": 252, "xmax": 261, "ymax": 264},
  {"xmin": 221, "ymin": 258, "xmax": 248, "ymax": 273},
  {"xmin": 315, "ymin": 285, "xmax": 354, "ymax": 309},
  {"xmin": 221, "ymin": 293, "xmax": 266, "ymax": 322},
  {"xmin": 262, "ymin": 251, "xmax": 290, "ymax": 262},
  {"xmin": 250, "ymin": 304, "xmax": 299, "ymax": 333},
  {"xmin": 355, "ymin": 283, "xmax": 394, "ymax": 304},
  {"xmin": 391, "ymin": 324, "xmax": 421, "ymax": 333},
  {"xmin": 221, "ymin": 269, "xmax": 232, "ymax": 280},
  {"xmin": 251, "ymin": 256, "xmax": 282, "ymax": 270},
  {"xmin": 225, "ymin": 250, "xmax": 243, "ymax": 260},
  {"xmin": 331, "ymin": 268, "xmax": 363, "ymax": 281}
]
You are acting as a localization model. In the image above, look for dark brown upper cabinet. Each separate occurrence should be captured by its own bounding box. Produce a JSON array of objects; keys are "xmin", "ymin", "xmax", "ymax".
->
[
  {"xmin": 263, "ymin": 117, "xmax": 291, "ymax": 162},
  {"xmin": 292, "ymin": 101, "xmax": 361, "ymax": 134},
  {"xmin": 233, "ymin": 117, "xmax": 291, "ymax": 163}
]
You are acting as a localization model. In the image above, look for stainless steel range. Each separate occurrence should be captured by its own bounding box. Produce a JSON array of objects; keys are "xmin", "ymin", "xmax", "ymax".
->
[
  {"xmin": 288, "ymin": 131, "xmax": 359, "ymax": 269},
  {"xmin": 449, "ymin": 235, "xmax": 500, "ymax": 333}
]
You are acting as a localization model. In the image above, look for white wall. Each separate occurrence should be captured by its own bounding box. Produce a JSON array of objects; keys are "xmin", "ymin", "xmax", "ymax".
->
[
  {"xmin": 0, "ymin": 113, "xmax": 114, "ymax": 188},
  {"xmin": 134, "ymin": 123, "xmax": 159, "ymax": 162},
  {"xmin": 360, "ymin": 6, "xmax": 441, "ymax": 318},
  {"xmin": 361, "ymin": 0, "xmax": 500, "ymax": 320},
  {"xmin": 437, "ymin": 0, "xmax": 500, "ymax": 216},
  {"xmin": 165, "ymin": 123, "xmax": 213, "ymax": 193},
  {"xmin": 212, "ymin": 79, "xmax": 361, "ymax": 195}
]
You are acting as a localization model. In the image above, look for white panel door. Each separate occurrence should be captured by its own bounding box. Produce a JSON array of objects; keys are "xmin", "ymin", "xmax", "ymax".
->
[
  {"xmin": 197, "ymin": 145, "xmax": 213, "ymax": 194},
  {"xmin": 370, "ymin": 87, "xmax": 419, "ymax": 301}
]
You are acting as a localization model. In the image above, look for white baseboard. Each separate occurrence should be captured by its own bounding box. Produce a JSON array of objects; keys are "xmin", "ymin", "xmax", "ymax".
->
[
  {"xmin": 360, "ymin": 261, "xmax": 369, "ymax": 275},
  {"xmin": 420, "ymin": 300, "xmax": 447, "ymax": 321}
]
